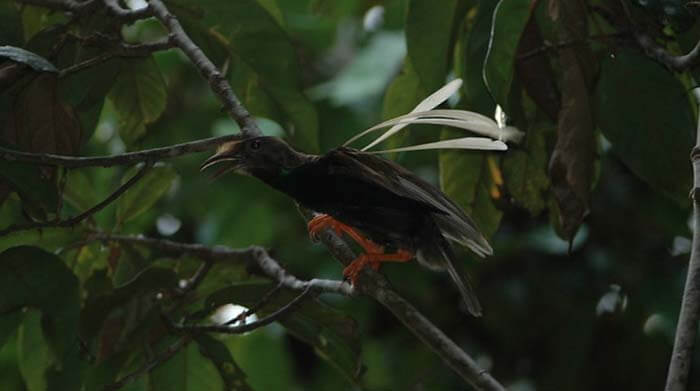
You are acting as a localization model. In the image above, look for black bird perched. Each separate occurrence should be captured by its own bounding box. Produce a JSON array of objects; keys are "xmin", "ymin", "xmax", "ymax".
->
[{"xmin": 201, "ymin": 136, "xmax": 493, "ymax": 316}]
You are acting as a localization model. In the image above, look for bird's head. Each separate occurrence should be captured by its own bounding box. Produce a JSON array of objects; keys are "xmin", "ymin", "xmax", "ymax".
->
[{"xmin": 200, "ymin": 136, "xmax": 310, "ymax": 181}]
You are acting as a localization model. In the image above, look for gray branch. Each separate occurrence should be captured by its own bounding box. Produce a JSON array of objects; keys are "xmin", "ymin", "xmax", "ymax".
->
[
  {"xmin": 664, "ymin": 97, "xmax": 700, "ymax": 391},
  {"xmin": 147, "ymin": 0, "xmax": 261, "ymax": 137},
  {"xmin": 0, "ymin": 135, "xmax": 242, "ymax": 168}
]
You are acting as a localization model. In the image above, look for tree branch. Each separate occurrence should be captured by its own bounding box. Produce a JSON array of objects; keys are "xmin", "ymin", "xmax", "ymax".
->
[
  {"xmin": 300, "ymin": 209, "xmax": 506, "ymax": 391},
  {"xmin": 146, "ymin": 0, "xmax": 261, "ymax": 137},
  {"xmin": 665, "ymin": 94, "xmax": 700, "ymax": 391},
  {"xmin": 0, "ymin": 135, "xmax": 241, "ymax": 168},
  {"xmin": 0, "ymin": 162, "xmax": 152, "ymax": 236},
  {"xmin": 90, "ymin": 233, "xmax": 355, "ymax": 297},
  {"xmin": 621, "ymin": 0, "xmax": 700, "ymax": 72}
]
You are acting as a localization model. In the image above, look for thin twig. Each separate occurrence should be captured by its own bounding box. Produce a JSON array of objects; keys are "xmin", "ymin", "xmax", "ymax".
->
[
  {"xmin": 0, "ymin": 134, "xmax": 242, "ymax": 168},
  {"xmin": 172, "ymin": 286, "xmax": 315, "ymax": 334},
  {"xmin": 621, "ymin": 0, "xmax": 700, "ymax": 72},
  {"xmin": 147, "ymin": 0, "xmax": 261, "ymax": 137},
  {"xmin": 104, "ymin": 336, "xmax": 190, "ymax": 391},
  {"xmin": 225, "ymin": 281, "xmax": 284, "ymax": 325},
  {"xmin": 59, "ymin": 36, "xmax": 175, "ymax": 77},
  {"xmin": 0, "ymin": 163, "xmax": 152, "ymax": 236},
  {"xmin": 180, "ymin": 260, "xmax": 213, "ymax": 293},
  {"xmin": 664, "ymin": 94, "xmax": 700, "ymax": 391}
]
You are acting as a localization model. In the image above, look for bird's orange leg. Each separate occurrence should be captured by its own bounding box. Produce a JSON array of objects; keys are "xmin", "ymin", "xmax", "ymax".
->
[
  {"xmin": 342, "ymin": 249, "xmax": 413, "ymax": 283},
  {"xmin": 307, "ymin": 214, "xmax": 383, "ymax": 254},
  {"xmin": 307, "ymin": 214, "xmax": 414, "ymax": 284}
]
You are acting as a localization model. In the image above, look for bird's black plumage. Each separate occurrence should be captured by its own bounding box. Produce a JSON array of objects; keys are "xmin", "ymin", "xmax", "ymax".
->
[{"xmin": 201, "ymin": 136, "xmax": 492, "ymax": 316}]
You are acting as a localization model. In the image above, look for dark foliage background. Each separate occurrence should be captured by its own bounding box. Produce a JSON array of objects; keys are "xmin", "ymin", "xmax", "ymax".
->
[{"xmin": 0, "ymin": 0, "xmax": 699, "ymax": 390}]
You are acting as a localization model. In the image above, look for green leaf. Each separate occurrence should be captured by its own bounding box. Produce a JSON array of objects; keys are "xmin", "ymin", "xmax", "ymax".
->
[
  {"xmin": 116, "ymin": 164, "xmax": 177, "ymax": 224},
  {"xmin": 406, "ymin": 0, "xmax": 458, "ymax": 91},
  {"xmin": 108, "ymin": 57, "xmax": 167, "ymax": 144},
  {"xmin": 205, "ymin": 282, "xmax": 363, "ymax": 383},
  {"xmin": 0, "ymin": 45, "xmax": 57, "ymax": 72},
  {"xmin": 17, "ymin": 311, "xmax": 50, "ymax": 391},
  {"xmin": 502, "ymin": 124, "xmax": 551, "ymax": 215},
  {"xmin": 0, "ymin": 246, "xmax": 80, "ymax": 358},
  {"xmin": 439, "ymin": 130, "xmax": 503, "ymax": 238},
  {"xmin": 150, "ymin": 340, "xmax": 225, "ymax": 391},
  {"xmin": 195, "ymin": 335, "xmax": 252, "ymax": 391},
  {"xmin": 380, "ymin": 60, "xmax": 426, "ymax": 149},
  {"xmin": 483, "ymin": 0, "xmax": 532, "ymax": 114},
  {"xmin": 594, "ymin": 52, "xmax": 694, "ymax": 205},
  {"xmin": 174, "ymin": 0, "xmax": 319, "ymax": 152},
  {"xmin": 17, "ymin": 311, "xmax": 84, "ymax": 391},
  {"xmin": 0, "ymin": 311, "xmax": 22, "ymax": 350}
]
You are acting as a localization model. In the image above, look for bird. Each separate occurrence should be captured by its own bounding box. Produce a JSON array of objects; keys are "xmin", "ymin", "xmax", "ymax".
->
[{"xmin": 200, "ymin": 135, "xmax": 493, "ymax": 316}]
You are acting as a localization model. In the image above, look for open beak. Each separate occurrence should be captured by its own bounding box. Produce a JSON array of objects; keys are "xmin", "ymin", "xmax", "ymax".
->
[{"xmin": 200, "ymin": 140, "xmax": 244, "ymax": 179}]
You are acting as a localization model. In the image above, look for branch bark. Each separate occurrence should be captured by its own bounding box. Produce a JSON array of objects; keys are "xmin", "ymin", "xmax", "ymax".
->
[
  {"xmin": 146, "ymin": 0, "xmax": 261, "ymax": 137},
  {"xmin": 621, "ymin": 0, "xmax": 700, "ymax": 72},
  {"xmin": 0, "ymin": 135, "xmax": 241, "ymax": 168},
  {"xmin": 665, "ymin": 95, "xmax": 700, "ymax": 391}
]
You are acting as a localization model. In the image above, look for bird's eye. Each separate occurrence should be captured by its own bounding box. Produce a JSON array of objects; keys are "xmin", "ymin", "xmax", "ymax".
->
[{"xmin": 250, "ymin": 140, "xmax": 261, "ymax": 150}]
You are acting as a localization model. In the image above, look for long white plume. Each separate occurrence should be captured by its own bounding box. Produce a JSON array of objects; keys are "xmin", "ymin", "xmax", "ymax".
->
[{"xmin": 343, "ymin": 78, "xmax": 524, "ymax": 153}]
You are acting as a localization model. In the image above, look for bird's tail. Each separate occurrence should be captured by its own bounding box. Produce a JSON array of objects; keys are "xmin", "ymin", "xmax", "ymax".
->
[{"xmin": 438, "ymin": 240, "xmax": 482, "ymax": 317}]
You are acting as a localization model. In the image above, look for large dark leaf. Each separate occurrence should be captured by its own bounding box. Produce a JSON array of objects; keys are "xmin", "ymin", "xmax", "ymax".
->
[
  {"xmin": 594, "ymin": 52, "xmax": 694, "ymax": 205},
  {"xmin": 0, "ymin": 246, "xmax": 80, "ymax": 358},
  {"xmin": 515, "ymin": 19, "xmax": 560, "ymax": 121},
  {"xmin": 205, "ymin": 281, "xmax": 363, "ymax": 383},
  {"xmin": 174, "ymin": 0, "xmax": 319, "ymax": 152},
  {"xmin": 547, "ymin": 0, "xmax": 596, "ymax": 240},
  {"xmin": 482, "ymin": 0, "xmax": 532, "ymax": 114}
]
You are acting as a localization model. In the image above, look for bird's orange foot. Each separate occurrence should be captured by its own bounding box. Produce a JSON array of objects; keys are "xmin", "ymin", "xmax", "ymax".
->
[
  {"xmin": 307, "ymin": 214, "xmax": 383, "ymax": 254},
  {"xmin": 342, "ymin": 249, "xmax": 413, "ymax": 285}
]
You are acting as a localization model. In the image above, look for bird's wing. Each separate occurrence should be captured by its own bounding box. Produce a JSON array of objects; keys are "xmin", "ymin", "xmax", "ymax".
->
[{"xmin": 326, "ymin": 148, "xmax": 493, "ymax": 257}]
